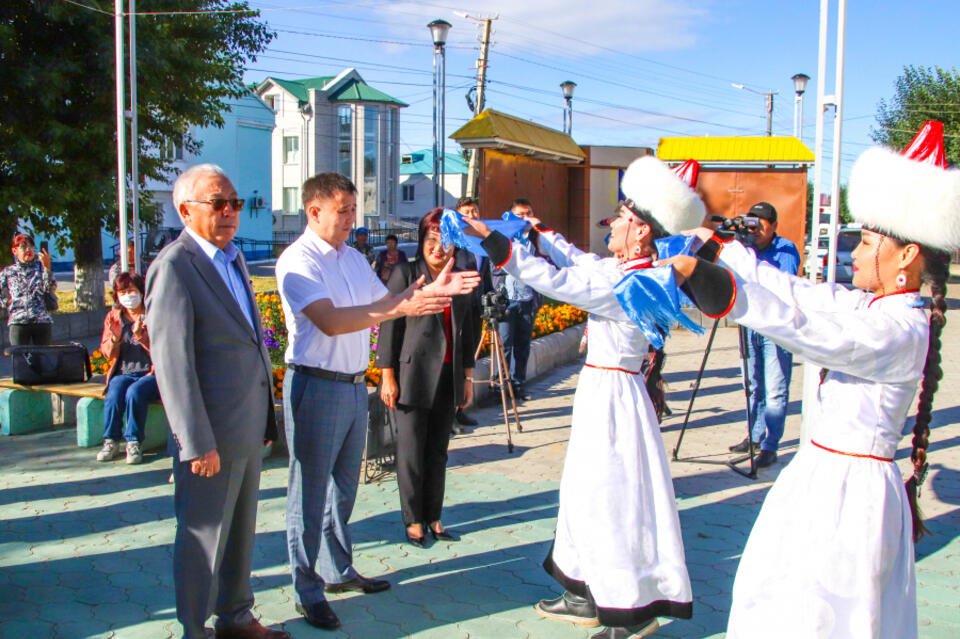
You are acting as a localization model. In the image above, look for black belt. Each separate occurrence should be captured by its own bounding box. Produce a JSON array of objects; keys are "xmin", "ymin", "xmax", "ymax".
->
[{"xmin": 288, "ymin": 364, "xmax": 366, "ymax": 385}]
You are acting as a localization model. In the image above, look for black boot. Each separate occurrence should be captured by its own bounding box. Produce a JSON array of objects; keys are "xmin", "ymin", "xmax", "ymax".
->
[
  {"xmin": 590, "ymin": 618, "xmax": 660, "ymax": 638},
  {"xmin": 534, "ymin": 591, "xmax": 599, "ymax": 627},
  {"xmin": 729, "ymin": 436, "xmax": 760, "ymax": 453}
]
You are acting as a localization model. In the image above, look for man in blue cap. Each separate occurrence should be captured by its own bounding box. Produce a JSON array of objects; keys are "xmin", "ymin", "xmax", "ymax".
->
[{"xmin": 351, "ymin": 226, "xmax": 376, "ymax": 264}]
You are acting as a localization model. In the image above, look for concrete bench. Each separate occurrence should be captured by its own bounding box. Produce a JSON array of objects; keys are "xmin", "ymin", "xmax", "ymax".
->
[{"xmin": 0, "ymin": 377, "xmax": 169, "ymax": 450}]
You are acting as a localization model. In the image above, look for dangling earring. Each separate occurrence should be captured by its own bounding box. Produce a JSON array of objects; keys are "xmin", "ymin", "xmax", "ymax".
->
[
  {"xmin": 632, "ymin": 243, "xmax": 643, "ymax": 257},
  {"xmin": 896, "ymin": 271, "xmax": 908, "ymax": 290}
]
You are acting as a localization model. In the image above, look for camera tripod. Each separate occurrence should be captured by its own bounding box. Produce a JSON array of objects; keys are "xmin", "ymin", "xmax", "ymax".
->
[
  {"xmin": 474, "ymin": 316, "xmax": 523, "ymax": 453},
  {"xmin": 671, "ymin": 318, "xmax": 758, "ymax": 480}
]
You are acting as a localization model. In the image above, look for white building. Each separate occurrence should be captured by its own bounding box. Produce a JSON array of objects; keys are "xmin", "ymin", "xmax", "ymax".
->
[
  {"xmin": 254, "ymin": 69, "xmax": 407, "ymax": 234},
  {"xmin": 144, "ymin": 92, "xmax": 275, "ymax": 258},
  {"xmin": 397, "ymin": 149, "xmax": 469, "ymax": 221},
  {"xmin": 23, "ymin": 91, "xmax": 275, "ymax": 270}
]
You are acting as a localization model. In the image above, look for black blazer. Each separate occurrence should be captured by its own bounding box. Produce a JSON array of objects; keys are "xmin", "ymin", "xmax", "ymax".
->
[{"xmin": 376, "ymin": 259, "xmax": 475, "ymax": 409}]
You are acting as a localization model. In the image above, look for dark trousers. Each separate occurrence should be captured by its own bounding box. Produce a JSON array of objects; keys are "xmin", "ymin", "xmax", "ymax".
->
[
  {"xmin": 173, "ymin": 453, "xmax": 261, "ymax": 638},
  {"xmin": 394, "ymin": 364, "xmax": 455, "ymax": 526},
  {"xmin": 9, "ymin": 322, "xmax": 52, "ymax": 346},
  {"xmin": 498, "ymin": 299, "xmax": 535, "ymax": 387}
]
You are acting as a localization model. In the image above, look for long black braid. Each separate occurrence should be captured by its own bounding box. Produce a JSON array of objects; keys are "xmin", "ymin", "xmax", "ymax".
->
[{"xmin": 905, "ymin": 245, "xmax": 951, "ymax": 543}]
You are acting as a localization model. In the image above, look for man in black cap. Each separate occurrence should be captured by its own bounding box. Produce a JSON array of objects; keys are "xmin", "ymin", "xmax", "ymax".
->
[{"xmin": 728, "ymin": 201, "xmax": 800, "ymax": 467}]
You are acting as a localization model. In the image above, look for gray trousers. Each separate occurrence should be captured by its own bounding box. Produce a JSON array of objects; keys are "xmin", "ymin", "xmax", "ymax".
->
[
  {"xmin": 173, "ymin": 453, "xmax": 261, "ymax": 639},
  {"xmin": 284, "ymin": 371, "xmax": 368, "ymax": 605}
]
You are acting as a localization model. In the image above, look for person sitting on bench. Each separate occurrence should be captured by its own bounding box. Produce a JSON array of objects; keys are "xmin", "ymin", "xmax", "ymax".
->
[{"xmin": 96, "ymin": 272, "xmax": 159, "ymax": 465}]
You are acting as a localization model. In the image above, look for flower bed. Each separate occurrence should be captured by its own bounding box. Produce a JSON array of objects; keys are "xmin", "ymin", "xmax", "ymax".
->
[{"xmin": 255, "ymin": 292, "xmax": 586, "ymax": 399}]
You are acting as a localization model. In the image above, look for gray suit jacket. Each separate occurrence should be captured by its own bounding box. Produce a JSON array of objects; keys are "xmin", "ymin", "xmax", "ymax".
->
[{"xmin": 145, "ymin": 231, "xmax": 276, "ymax": 461}]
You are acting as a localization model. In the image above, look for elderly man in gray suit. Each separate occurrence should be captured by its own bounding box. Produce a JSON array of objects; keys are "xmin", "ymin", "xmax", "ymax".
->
[{"xmin": 146, "ymin": 164, "xmax": 289, "ymax": 639}]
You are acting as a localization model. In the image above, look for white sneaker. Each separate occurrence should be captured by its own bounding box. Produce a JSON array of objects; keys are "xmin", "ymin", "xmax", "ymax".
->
[
  {"xmin": 96, "ymin": 439, "xmax": 121, "ymax": 462},
  {"xmin": 125, "ymin": 441, "xmax": 143, "ymax": 465}
]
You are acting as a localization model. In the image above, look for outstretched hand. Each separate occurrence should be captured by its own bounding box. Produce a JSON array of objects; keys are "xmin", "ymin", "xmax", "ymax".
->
[
  {"xmin": 653, "ymin": 255, "xmax": 698, "ymax": 285},
  {"xmin": 425, "ymin": 258, "xmax": 481, "ymax": 296},
  {"xmin": 461, "ymin": 217, "xmax": 492, "ymax": 239},
  {"xmin": 398, "ymin": 275, "xmax": 451, "ymax": 316}
]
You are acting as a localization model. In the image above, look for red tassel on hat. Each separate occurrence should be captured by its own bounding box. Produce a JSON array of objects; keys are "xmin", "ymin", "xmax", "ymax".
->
[
  {"xmin": 672, "ymin": 159, "xmax": 701, "ymax": 188},
  {"xmin": 901, "ymin": 120, "xmax": 946, "ymax": 168}
]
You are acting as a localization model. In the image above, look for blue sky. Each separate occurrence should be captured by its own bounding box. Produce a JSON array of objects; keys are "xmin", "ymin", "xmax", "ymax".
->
[{"xmin": 243, "ymin": 0, "xmax": 958, "ymax": 182}]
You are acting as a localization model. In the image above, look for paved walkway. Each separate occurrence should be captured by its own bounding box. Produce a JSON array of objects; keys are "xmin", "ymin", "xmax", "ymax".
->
[{"xmin": 1, "ymin": 324, "xmax": 958, "ymax": 638}]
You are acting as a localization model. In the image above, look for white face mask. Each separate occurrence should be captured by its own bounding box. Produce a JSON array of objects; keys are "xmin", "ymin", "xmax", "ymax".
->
[{"xmin": 118, "ymin": 292, "xmax": 142, "ymax": 309}]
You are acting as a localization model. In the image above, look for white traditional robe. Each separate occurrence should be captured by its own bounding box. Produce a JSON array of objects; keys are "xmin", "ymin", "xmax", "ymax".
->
[
  {"xmin": 499, "ymin": 229, "xmax": 693, "ymax": 626},
  {"xmin": 720, "ymin": 240, "xmax": 926, "ymax": 639}
]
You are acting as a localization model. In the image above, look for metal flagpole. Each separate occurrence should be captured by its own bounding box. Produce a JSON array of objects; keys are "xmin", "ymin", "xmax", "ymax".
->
[
  {"xmin": 114, "ymin": 0, "xmax": 128, "ymax": 273},
  {"xmin": 128, "ymin": 0, "xmax": 141, "ymax": 273}
]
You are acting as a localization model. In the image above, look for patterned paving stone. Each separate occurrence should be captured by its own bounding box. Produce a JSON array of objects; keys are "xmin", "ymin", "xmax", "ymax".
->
[{"xmin": 1, "ymin": 325, "xmax": 958, "ymax": 637}]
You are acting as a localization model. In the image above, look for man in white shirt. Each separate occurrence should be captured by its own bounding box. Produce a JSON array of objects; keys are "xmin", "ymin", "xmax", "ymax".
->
[{"xmin": 276, "ymin": 173, "xmax": 479, "ymax": 631}]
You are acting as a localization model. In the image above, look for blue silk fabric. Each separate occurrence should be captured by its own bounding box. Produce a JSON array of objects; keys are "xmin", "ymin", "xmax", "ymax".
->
[
  {"xmin": 439, "ymin": 209, "xmax": 530, "ymax": 257},
  {"xmin": 613, "ymin": 235, "xmax": 703, "ymax": 349}
]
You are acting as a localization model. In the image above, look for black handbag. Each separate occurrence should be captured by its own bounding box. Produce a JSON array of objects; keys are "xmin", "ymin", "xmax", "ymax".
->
[{"xmin": 6, "ymin": 342, "xmax": 92, "ymax": 385}]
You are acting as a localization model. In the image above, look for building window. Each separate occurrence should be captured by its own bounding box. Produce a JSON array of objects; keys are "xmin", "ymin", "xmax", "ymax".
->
[
  {"xmin": 283, "ymin": 136, "xmax": 299, "ymax": 164},
  {"xmin": 363, "ymin": 105, "xmax": 380, "ymax": 217},
  {"xmin": 402, "ymin": 184, "xmax": 415, "ymax": 202},
  {"xmin": 337, "ymin": 105, "xmax": 352, "ymax": 178},
  {"xmin": 283, "ymin": 187, "xmax": 300, "ymax": 215},
  {"xmin": 264, "ymin": 95, "xmax": 276, "ymax": 111},
  {"xmin": 162, "ymin": 134, "xmax": 185, "ymax": 161}
]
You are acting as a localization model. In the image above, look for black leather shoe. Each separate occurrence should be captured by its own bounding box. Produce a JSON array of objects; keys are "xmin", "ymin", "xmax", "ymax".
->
[
  {"xmin": 535, "ymin": 591, "xmax": 600, "ymax": 627},
  {"xmin": 590, "ymin": 619, "xmax": 660, "ymax": 638},
  {"xmin": 729, "ymin": 437, "xmax": 760, "ymax": 453},
  {"xmin": 406, "ymin": 530, "xmax": 426, "ymax": 548},
  {"xmin": 513, "ymin": 385, "xmax": 533, "ymax": 401},
  {"xmin": 756, "ymin": 449, "xmax": 778, "ymax": 468},
  {"xmin": 215, "ymin": 620, "xmax": 291, "ymax": 639},
  {"xmin": 455, "ymin": 409, "xmax": 478, "ymax": 427},
  {"xmin": 429, "ymin": 527, "xmax": 459, "ymax": 542},
  {"xmin": 295, "ymin": 601, "xmax": 340, "ymax": 630},
  {"xmin": 324, "ymin": 574, "xmax": 391, "ymax": 594}
]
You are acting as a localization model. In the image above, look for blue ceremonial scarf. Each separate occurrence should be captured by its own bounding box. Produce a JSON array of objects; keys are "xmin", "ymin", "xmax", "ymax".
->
[
  {"xmin": 439, "ymin": 209, "xmax": 530, "ymax": 257},
  {"xmin": 613, "ymin": 234, "xmax": 703, "ymax": 349}
]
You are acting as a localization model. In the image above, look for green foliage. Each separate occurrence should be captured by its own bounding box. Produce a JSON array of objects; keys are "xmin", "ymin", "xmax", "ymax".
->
[
  {"xmin": 0, "ymin": 0, "xmax": 274, "ymax": 248},
  {"xmin": 873, "ymin": 65, "xmax": 960, "ymax": 165}
]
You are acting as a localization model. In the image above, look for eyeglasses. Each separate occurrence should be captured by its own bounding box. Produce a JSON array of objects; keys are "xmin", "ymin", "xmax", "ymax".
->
[{"xmin": 184, "ymin": 198, "xmax": 245, "ymax": 212}]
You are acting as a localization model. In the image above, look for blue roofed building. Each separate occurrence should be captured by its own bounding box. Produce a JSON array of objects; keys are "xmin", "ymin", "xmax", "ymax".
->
[
  {"xmin": 398, "ymin": 149, "xmax": 469, "ymax": 221},
  {"xmin": 255, "ymin": 69, "xmax": 407, "ymax": 234}
]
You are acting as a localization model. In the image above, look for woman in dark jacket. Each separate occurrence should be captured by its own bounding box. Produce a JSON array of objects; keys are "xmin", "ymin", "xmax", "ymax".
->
[{"xmin": 377, "ymin": 208, "xmax": 475, "ymax": 547}]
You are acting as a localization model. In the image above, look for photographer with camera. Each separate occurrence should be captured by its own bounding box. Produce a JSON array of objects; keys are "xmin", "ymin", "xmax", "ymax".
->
[{"xmin": 725, "ymin": 202, "xmax": 800, "ymax": 468}]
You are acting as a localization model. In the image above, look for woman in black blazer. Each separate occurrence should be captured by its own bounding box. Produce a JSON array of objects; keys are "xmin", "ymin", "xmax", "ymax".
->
[{"xmin": 377, "ymin": 208, "xmax": 476, "ymax": 547}]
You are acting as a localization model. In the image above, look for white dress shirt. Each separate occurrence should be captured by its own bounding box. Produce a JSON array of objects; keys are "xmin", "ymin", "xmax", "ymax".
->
[{"xmin": 276, "ymin": 227, "xmax": 388, "ymax": 373}]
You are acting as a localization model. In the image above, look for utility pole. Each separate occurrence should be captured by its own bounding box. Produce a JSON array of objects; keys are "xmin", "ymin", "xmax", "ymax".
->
[{"xmin": 464, "ymin": 15, "xmax": 497, "ymax": 198}]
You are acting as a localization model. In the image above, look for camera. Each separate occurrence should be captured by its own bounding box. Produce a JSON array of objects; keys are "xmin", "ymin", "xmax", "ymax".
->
[
  {"xmin": 710, "ymin": 214, "xmax": 761, "ymax": 245},
  {"xmin": 480, "ymin": 289, "xmax": 508, "ymax": 322}
]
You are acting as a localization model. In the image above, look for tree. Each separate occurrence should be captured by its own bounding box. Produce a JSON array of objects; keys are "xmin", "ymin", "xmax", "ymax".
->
[
  {"xmin": 873, "ymin": 65, "xmax": 960, "ymax": 165},
  {"xmin": 0, "ymin": 1, "xmax": 273, "ymax": 307}
]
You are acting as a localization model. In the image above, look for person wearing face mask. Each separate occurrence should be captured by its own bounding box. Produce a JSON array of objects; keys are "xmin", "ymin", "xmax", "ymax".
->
[
  {"xmin": 376, "ymin": 208, "xmax": 476, "ymax": 547},
  {"xmin": 96, "ymin": 271, "xmax": 159, "ymax": 465},
  {"xmin": 0, "ymin": 234, "xmax": 57, "ymax": 345}
]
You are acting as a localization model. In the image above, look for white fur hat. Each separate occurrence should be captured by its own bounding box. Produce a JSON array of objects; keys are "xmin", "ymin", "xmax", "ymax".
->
[
  {"xmin": 620, "ymin": 156, "xmax": 706, "ymax": 235},
  {"xmin": 847, "ymin": 121, "xmax": 960, "ymax": 251}
]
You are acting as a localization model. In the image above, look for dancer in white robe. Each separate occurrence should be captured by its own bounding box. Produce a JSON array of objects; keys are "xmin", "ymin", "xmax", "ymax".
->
[
  {"xmin": 660, "ymin": 121, "xmax": 959, "ymax": 639},
  {"xmin": 463, "ymin": 157, "xmax": 736, "ymax": 639}
]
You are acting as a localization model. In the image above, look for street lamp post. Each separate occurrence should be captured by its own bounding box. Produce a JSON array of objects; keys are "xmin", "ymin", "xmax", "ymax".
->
[
  {"xmin": 428, "ymin": 19, "xmax": 452, "ymax": 209},
  {"xmin": 733, "ymin": 82, "xmax": 779, "ymax": 136},
  {"xmin": 560, "ymin": 80, "xmax": 576, "ymax": 136},
  {"xmin": 299, "ymin": 100, "xmax": 313, "ymax": 220},
  {"xmin": 792, "ymin": 73, "xmax": 811, "ymax": 141}
]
